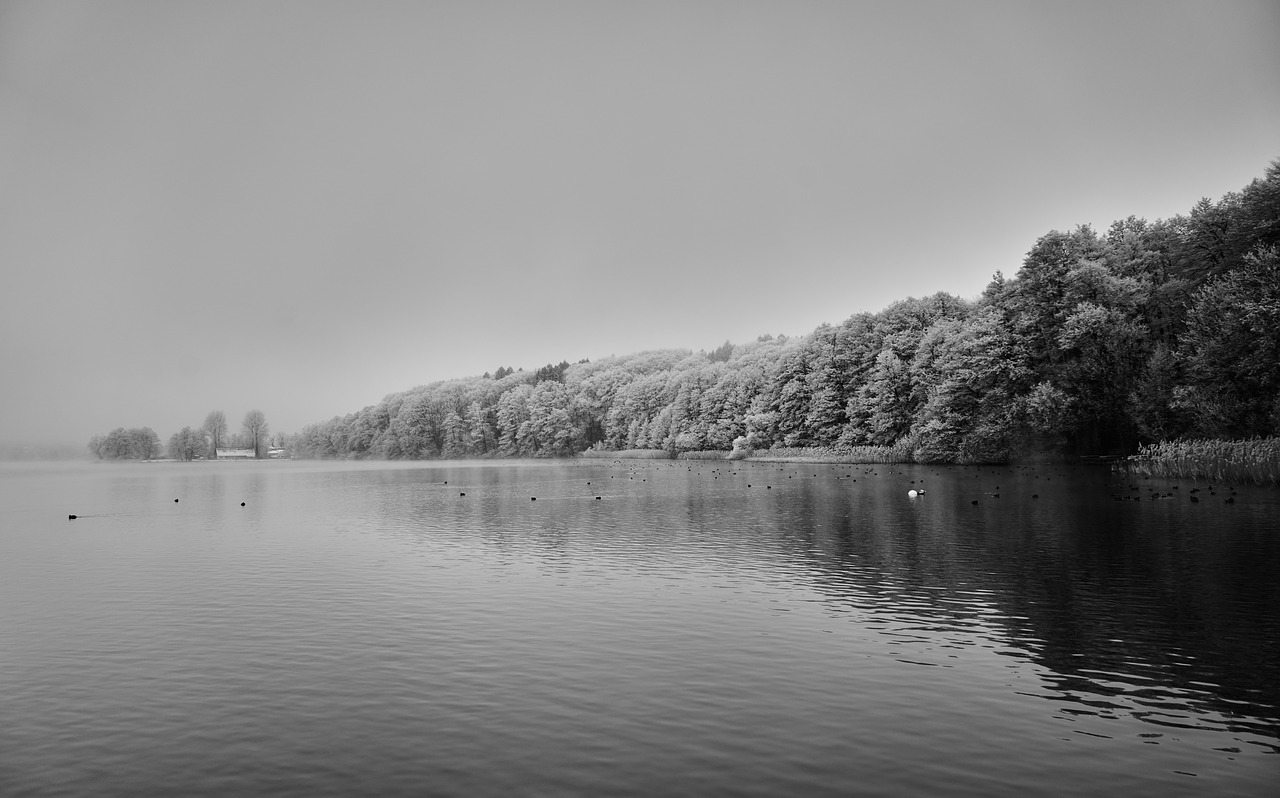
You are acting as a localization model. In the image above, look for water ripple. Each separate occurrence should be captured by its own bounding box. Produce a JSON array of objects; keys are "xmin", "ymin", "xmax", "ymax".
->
[{"xmin": 1, "ymin": 460, "xmax": 1276, "ymax": 797}]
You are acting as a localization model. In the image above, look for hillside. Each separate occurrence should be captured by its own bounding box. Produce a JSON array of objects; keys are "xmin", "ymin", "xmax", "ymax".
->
[{"xmin": 295, "ymin": 160, "xmax": 1280, "ymax": 463}]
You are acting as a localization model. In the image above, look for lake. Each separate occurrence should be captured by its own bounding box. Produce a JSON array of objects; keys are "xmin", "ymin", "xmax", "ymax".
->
[{"xmin": 1, "ymin": 459, "xmax": 1277, "ymax": 796}]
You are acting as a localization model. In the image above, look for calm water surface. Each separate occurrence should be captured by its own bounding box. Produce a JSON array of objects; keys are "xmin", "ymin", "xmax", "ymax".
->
[{"xmin": 2, "ymin": 459, "xmax": 1277, "ymax": 796}]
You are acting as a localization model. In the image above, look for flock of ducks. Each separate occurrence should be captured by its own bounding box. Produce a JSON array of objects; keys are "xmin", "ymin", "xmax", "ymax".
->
[{"xmin": 67, "ymin": 462, "xmax": 1244, "ymax": 519}]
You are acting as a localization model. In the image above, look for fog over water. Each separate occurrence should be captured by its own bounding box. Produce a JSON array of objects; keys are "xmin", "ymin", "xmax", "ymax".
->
[{"xmin": 2, "ymin": 1, "xmax": 1278, "ymax": 446}]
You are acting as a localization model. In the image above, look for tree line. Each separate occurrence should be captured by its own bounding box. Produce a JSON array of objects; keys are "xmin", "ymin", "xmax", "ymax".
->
[
  {"xmin": 88, "ymin": 410, "xmax": 277, "ymax": 461},
  {"xmin": 283, "ymin": 158, "xmax": 1275, "ymax": 462}
]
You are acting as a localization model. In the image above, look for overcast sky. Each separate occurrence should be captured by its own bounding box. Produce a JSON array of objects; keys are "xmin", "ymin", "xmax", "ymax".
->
[{"xmin": 1, "ymin": 0, "xmax": 1277, "ymax": 447}]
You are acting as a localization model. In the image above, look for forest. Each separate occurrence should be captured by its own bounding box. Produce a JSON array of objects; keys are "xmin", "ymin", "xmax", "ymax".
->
[{"xmin": 293, "ymin": 161, "xmax": 1280, "ymax": 464}]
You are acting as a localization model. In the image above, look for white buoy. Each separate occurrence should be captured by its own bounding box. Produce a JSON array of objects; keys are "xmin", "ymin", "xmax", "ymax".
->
[{"xmin": 908, "ymin": 489, "xmax": 919, "ymax": 498}]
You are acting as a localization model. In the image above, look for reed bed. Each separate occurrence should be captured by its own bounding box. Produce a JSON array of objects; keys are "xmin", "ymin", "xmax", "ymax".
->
[
  {"xmin": 747, "ymin": 445, "xmax": 915, "ymax": 464},
  {"xmin": 580, "ymin": 449, "xmax": 673, "ymax": 460},
  {"xmin": 580, "ymin": 445, "xmax": 915, "ymax": 464},
  {"xmin": 677, "ymin": 450, "xmax": 732, "ymax": 460},
  {"xmin": 1125, "ymin": 438, "xmax": 1280, "ymax": 486}
]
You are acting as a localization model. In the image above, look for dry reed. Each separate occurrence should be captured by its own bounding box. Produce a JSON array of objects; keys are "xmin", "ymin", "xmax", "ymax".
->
[
  {"xmin": 1125, "ymin": 438, "xmax": 1280, "ymax": 486},
  {"xmin": 747, "ymin": 445, "xmax": 915, "ymax": 464},
  {"xmin": 677, "ymin": 450, "xmax": 732, "ymax": 460},
  {"xmin": 580, "ymin": 449, "xmax": 673, "ymax": 460}
]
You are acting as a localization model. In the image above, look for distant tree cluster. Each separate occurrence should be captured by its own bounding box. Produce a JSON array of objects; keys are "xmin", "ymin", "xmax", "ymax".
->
[
  {"xmin": 88, "ymin": 427, "xmax": 161, "ymax": 460},
  {"xmin": 88, "ymin": 409, "xmax": 277, "ymax": 461},
  {"xmin": 290, "ymin": 159, "xmax": 1280, "ymax": 462},
  {"xmin": 167, "ymin": 427, "xmax": 206, "ymax": 461}
]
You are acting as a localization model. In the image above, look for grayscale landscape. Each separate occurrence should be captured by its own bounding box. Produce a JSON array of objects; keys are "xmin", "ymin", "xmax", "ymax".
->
[{"xmin": 1, "ymin": 2, "xmax": 1277, "ymax": 796}]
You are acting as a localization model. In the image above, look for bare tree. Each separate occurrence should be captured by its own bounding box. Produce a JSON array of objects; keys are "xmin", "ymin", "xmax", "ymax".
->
[
  {"xmin": 203, "ymin": 410, "xmax": 228, "ymax": 457},
  {"xmin": 242, "ymin": 409, "xmax": 269, "ymax": 459}
]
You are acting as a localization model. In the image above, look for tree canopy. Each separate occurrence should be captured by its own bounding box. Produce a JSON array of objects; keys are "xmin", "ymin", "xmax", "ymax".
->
[
  {"xmin": 293, "ymin": 160, "xmax": 1280, "ymax": 462},
  {"xmin": 77, "ymin": 160, "xmax": 1280, "ymax": 464},
  {"xmin": 88, "ymin": 427, "xmax": 161, "ymax": 460}
]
